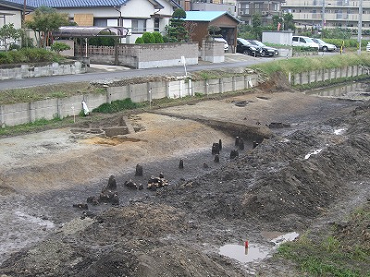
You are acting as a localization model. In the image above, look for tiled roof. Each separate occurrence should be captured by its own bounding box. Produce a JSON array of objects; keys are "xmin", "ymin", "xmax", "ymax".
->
[
  {"xmin": 185, "ymin": 11, "xmax": 240, "ymax": 22},
  {"xmin": 3, "ymin": 0, "xmax": 129, "ymax": 8},
  {"xmin": 0, "ymin": 0, "xmax": 34, "ymax": 11}
]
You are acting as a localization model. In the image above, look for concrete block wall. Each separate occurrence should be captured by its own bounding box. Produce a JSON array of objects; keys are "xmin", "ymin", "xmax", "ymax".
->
[
  {"xmin": 4, "ymin": 65, "xmax": 368, "ymax": 128},
  {"xmin": 291, "ymin": 65, "xmax": 365, "ymax": 86},
  {"xmin": 0, "ymin": 62, "xmax": 86, "ymax": 81},
  {"xmin": 88, "ymin": 43, "xmax": 199, "ymax": 69},
  {"xmin": 201, "ymin": 40, "xmax": 225, "ymax": 63},
  {"xmin": 0, "ymin": 74, "xmax": 259, "ymax": 127}
]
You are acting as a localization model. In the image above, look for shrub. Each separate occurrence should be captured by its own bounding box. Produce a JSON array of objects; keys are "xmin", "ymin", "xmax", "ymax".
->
[
  {"xmin": 152, "ymin": 32, "xmax": 164, "ymax": 43},
  {"xmin": 142, "ymin": 32, "xmax": 155, "ymax": 43},
  {"xmin": 8, "ymin": 50, "xmax": 28, "ymax": 63},
  {"xmin": 135, "ymin": 37, "xmax": 144, "ymax": 44},
  {"xmin": 51, "ymin": 42, "xmax": 71, "ymax": 54},
  {"xmin": 88, "ymin": 32, "xmax": 116, "ymax": 46},
  {"xmin": 92, "ymin": 98, "xmax": 142, "ymax": 113},
  {"xmin": 0, "ymin": 48, "xmax": 62, "ymax": 65},
  {"xmin": 0, "ymin": 51, "xmax": 13, "ymax": 64}
]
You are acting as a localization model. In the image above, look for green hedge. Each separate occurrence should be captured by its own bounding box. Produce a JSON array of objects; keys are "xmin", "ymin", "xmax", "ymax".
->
[
  {"xmin": 323, "ymin": 38, "xmax": 369, "ymax": 48},
  {"xmin": 0, "ymin": 48, "xmax": 63, "ymax": 65}
]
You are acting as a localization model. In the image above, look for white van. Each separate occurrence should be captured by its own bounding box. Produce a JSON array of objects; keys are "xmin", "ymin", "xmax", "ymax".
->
[{"xmin": 292, "ymin": 36, "xmax": 319, "ymax": 50}]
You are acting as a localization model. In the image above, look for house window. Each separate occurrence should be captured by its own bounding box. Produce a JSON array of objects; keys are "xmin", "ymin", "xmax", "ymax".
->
[
  {"xmin": 94, "ymin": 18, "xmax": 107, "ymax": 27},
  {"xmin": 132, "ymin": 19, "xmax": 146, "ymax": 33},
  {"xmin": 154, "ymin": 18, "xmax": 159, "ymax": 32},
  {"xmin": 239, "ymin": 3, "xmax": 249, "ymax": 15}
]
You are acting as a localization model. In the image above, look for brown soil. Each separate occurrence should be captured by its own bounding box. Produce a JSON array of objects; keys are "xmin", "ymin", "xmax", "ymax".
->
[{"xmin": 0, "ymin": 76, "xmax": 369, "ymax": 276}]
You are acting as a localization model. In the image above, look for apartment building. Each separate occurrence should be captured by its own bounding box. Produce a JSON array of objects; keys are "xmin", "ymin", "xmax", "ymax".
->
[
  {"xmin": 282, "ymin": 0, "xmax": 370, "ymax": 32},
  {"xmin": 236, "ymin": 0, "xmax": 285, "ymax": 24}
]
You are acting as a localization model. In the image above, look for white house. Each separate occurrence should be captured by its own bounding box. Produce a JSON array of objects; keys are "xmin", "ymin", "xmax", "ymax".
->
[
  {"xmin": 5, "ymin": 0, "xmax": 181, "ymax": 43},
  {"xmin": 0, "ymin": 0, "xmax": 34, "ymax": 49}
]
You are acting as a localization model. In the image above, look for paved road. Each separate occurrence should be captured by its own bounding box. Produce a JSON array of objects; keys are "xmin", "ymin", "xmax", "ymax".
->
[{"xmin": 0, "ymin": 53, "xmax": 277, "ymax": 91}]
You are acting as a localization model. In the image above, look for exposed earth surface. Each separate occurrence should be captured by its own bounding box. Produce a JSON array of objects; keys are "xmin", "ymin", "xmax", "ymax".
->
[{"xmin": 0, "ymin": 73, "xmax": 369, "ymax": 276}]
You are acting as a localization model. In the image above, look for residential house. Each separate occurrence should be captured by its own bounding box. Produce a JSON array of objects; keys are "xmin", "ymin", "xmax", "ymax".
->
[
  {"xmin": 185, "ymin": 11, "xmax": 240, "ymax": 50},
  {"xmin": 0, "ymin": 0, "xmax": 34, "ymax": 49},
  {"xmin": 178, "ymin": 0, "xmax": 236, "ymax": 15},
  {"xmin": 5, "ymin": 0, "xmax": 181, "ymax": 43},
  {"xmin": 282, "ymin": 0, "xmax": 370, "ymax": 33}
]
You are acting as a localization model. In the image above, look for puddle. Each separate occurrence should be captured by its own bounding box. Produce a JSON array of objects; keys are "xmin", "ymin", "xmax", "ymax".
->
[
  {"xmin": 219, "ymin": 243, "xmax": 270, "ymax": 264},
  {"xmin": 270, "ymin": 232, "xmax": 299, "ymax": 247},
  {"xmin": 334, "ymin": 128, "xmax": 346, "ymax": 135},
  {"xmin": 219, "ymin": 232, "xmax": 299, "ymax": 264},
  {"xmin": 304, "ymin": 148, "xmax": 322, "ymax": 159},
  {"xmin": 307, "ymin": 82, "xmax": 370, "ymax": 101},
  {"xmin": 15, "ymin": 211, "xmax": 55, "ymax": 229}
]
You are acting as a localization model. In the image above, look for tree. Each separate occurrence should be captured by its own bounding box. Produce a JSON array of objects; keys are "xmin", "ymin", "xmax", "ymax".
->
[
  {"xmin": 0, "ymin": 23, "xmax": 22, "ymax": 50},
  {"xmin": 252, "ymin": 14, "xmax": 262, "ymax": 40},
  {"xmin": 164, "ymin": 9, "xmax": 189, "ymax": 42},
  {"xmin": 283, "ymin": 13, "xmax": 295, "ymax": 31},
  {"xmin": 25, "ymin": 6, "xmax": 69, "ymax": 48}
]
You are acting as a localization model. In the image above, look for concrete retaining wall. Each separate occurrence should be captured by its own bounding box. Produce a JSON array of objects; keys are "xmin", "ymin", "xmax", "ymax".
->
[
  {"xmin": 291, "ymin": 65, "xmax": 366, "ymax": 85},
  {"xmin": 1, "ymin": 65, "xmax": 367, "ymax": 127},
  {"xmin": 87, "ymin": 43, "xmax": 199, "ymax": 69},
  {"xmin": 0, "ymin": 74, "xmax": 258, "ymax": 127},
  {"xmin": 0, "ymin": 61, "xmax": 86, "ymax": 81}
]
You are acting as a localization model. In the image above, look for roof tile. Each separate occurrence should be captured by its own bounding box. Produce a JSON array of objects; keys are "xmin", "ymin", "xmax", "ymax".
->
[{"xmin": 4, "ymin": 0, "xmax": 129, "ymax": 8}]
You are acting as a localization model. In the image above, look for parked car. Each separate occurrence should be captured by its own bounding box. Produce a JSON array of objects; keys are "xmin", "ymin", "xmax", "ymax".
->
[
  {"xmin": 236, "ymin": 38, "xmax": 258, "ymax": 56},
  {"xmin": 247, "ymin": 40, "xmax": 279, "ymax": 57},
  {"xmin": 292, "ymin": 36, "xmax": 319, "ymax": 50},
  {"xmin": 311, "ymin": 38, "xmax": 337, "ymax": 52},
  {"xmin": 366, "ymin": 42, "xmax": 370, "ymax": 52},
  {"xmin": 213, "ymin": 37, "xmax": 229, "ymax": 52}
]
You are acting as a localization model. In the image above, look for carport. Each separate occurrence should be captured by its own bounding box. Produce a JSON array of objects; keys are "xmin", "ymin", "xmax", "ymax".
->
[
  {"xmin": 185, "ymin": 11, "xmax": 240, "ymax": 52},
  {"xmin": 52, "ymin": 26, "xmax": 130, "ymax": 59}
]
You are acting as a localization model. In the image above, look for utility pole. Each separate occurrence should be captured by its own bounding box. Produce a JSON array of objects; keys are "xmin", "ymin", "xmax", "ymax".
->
[
  {"xmin": 358, "ymin": 0, "xmax": 363, "ymax": 54},
  {"xmin": 321, "ymin": 0, "xmax": 325, "ymax": 38},
  {"xmin": 23, "ymin": 0, "xmax": 28, "ymax": 47}
]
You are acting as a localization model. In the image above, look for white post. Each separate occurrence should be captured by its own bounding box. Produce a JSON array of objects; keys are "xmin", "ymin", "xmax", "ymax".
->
[
  {"xmin": 181, "ymin": 56, "xmax": 187, "ymax": 77},
  {"xmin": 358, "ymin": 0, "xmax": 363, "ymax": 54}
]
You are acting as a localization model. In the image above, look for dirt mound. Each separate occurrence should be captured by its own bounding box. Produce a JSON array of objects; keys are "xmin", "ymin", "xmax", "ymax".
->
[{"xmin": 0, "ymin": 204, "xmax": 244, "ymax": 277}]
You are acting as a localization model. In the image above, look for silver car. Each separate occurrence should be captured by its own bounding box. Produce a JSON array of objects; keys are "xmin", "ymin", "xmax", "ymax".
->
[{"xmin": 312, "ymin": 38, "xmax": 337, "ymax": 52}]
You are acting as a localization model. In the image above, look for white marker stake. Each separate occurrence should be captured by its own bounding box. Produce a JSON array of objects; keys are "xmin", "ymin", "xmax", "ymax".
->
[
  {"xmin": 71, "ymin": 105, "xmax": 75, "ymax": 123},
  {"xmin": 181, "ymin": 56, "xmax": 187, "ymax": 77}
]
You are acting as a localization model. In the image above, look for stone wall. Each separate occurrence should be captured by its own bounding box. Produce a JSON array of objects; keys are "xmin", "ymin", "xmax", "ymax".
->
[{"xmin": 0, "ymin": 61, "xmax": 86, "ymax": 81}]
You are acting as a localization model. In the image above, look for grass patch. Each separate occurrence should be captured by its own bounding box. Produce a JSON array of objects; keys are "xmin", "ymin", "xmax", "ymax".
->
[
  {"xmin": 251, "ymin": 53, "xmax": 370, "ymax": 76},
  {"xmin": 0, "ymin": 117, "xmax": 64, "ymax": 137},
  {"xmin": 0, "ymin": 83, "xmax": 107, "ymax": 105},
  {"xmin": 92, "ymin": 98, "xmax": 145, "ymax": 113},
  {"xmin": 276, "ymin": 202, "xmax": 370, "ymax": 276},
  {"xmin": 190, "ymin": 70, "xmax": 246, "ymax": 81}
]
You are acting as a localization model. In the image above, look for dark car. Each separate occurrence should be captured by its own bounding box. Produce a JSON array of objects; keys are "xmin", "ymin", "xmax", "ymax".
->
[
  {"xmin": 236, "ymin": 38, "xmax": 259, "ymax": 56},
  {"xmin": 247, "ymin": 40, "xmax": 279, "ymax": 57}
]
